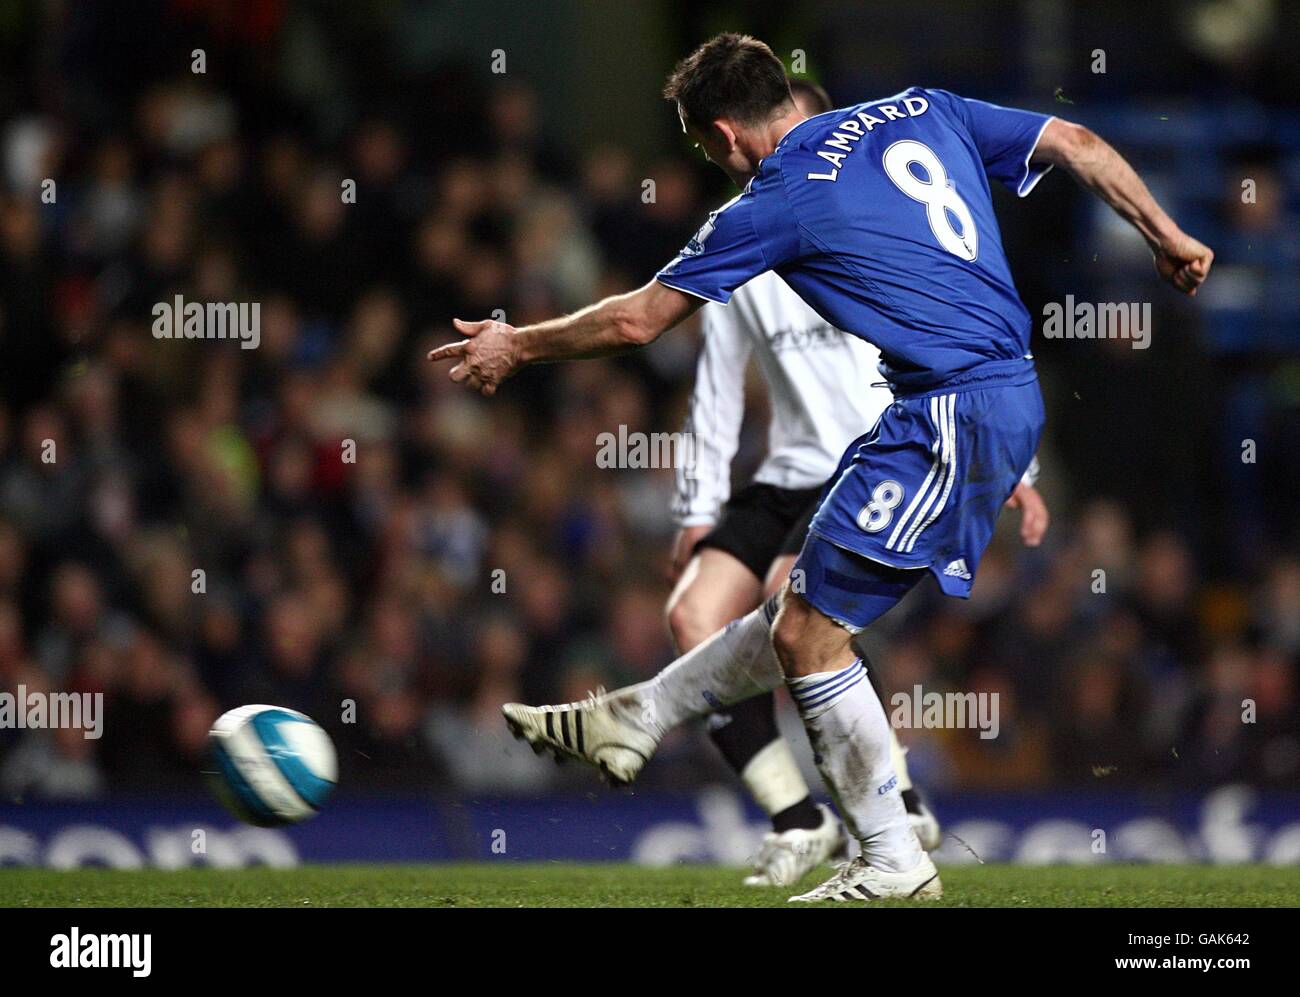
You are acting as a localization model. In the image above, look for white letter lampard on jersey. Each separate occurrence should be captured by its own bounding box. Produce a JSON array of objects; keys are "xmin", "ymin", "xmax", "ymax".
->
[{"xmin": 807, "ymin": 95, "xmax": 931, "ymax": 182}]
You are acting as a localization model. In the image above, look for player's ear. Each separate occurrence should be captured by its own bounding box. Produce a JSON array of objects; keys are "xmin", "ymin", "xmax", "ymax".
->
[{"xmin": 711, "ymin": 118, "xmax": 739, "ymax": 151}]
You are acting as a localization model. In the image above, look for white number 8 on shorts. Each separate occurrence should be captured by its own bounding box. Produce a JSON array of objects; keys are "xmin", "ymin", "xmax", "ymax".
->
[{"xmin": 857, "ymin": 480, "xmax": 904, "ymax": 533}]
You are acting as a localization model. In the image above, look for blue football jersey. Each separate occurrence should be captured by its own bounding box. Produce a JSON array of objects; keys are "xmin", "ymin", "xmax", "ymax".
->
[{"xmin": 657, "ymin": 88, "xmax": 1055, "ymax": 392}]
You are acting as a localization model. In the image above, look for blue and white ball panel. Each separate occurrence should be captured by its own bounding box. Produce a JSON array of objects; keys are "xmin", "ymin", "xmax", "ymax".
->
[
  {"xmin": 209, "ymin": 705, "xmax": 337, "ymax": 826},
  {"xmin": 250, "ymin": 708, "xmax": 336, "ymax": 808},
  {"xmin": 211, "ymin": 734, "xmax": 278, "ymax": 826},
  {"xmin": 807, "ymin": 377, "xmax": 1043, "ymax": 598}
]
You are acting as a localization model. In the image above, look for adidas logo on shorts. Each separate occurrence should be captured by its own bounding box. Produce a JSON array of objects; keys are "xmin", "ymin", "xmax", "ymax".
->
[{"xmin": 943, "ymin": 558, "xmax": 972, "ymax": 580}]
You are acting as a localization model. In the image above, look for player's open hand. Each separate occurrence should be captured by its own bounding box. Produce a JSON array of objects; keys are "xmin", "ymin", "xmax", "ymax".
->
[
  {"xmin": 427, "ymin": 318, "xmax": 522, "ymax": 396},
  {"xmin": 1153, "ymin": 231, "xmax": 1213, "ymax": 296},
  {"xmin": 1004, "ymin": 482, "xmax": 1049, "ymax": 547}
]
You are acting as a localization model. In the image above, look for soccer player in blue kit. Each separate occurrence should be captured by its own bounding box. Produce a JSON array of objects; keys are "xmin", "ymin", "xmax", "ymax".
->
[{"xmin": 429, "ymin": 34, "xmax": 1213, "ymax": 902}]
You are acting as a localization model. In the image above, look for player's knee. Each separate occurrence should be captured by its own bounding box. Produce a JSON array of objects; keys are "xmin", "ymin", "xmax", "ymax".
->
[
  {"xmin": 771, "ymin": 587, "xmax": 851, "ymax": 677},
  {"xmin": 769, "ymin": 589, "xmax": 810, "ymax": 672},
  {"xmin": 665, "ymin": 588, "xmax": 721, "ymax": 651}
]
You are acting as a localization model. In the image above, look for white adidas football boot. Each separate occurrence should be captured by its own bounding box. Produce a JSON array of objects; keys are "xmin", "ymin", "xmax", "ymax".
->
[
  {"xmin": 502, "ymin": 690, "xmax": 659, "ymax": 786},
  {"xmin": 788, "ymin": 853, "xmax": 942, "ymax": 903},
  {"xmin": 743, "ymin": 804, "xmax": 847, "ymax": 887}
]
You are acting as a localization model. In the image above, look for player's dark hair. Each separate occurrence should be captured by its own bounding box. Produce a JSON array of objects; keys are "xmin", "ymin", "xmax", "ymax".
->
[
  {"xmin": 664, "ymin": 33, "xmax": 793, "ymax": 128},
  {"xmin": 788, "ymin": 78, "xmax": 832, "ymax": 115}
]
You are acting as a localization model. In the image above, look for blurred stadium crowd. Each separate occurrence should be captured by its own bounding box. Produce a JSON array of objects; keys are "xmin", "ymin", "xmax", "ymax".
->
[{"xmin": 0, "ymin": 1, "xmax": 1297, "ymax": 801}]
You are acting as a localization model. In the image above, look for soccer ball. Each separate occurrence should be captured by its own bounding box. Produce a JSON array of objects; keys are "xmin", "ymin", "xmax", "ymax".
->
[{"xmin": 207, "ymin": 705, "xmax": 337, "ymax": 826}]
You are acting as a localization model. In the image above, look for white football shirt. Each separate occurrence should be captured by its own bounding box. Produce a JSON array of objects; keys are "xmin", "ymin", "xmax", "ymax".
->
[{"xmin": 673, "ymin": 270, "xmax": 893, "ymax": 526}]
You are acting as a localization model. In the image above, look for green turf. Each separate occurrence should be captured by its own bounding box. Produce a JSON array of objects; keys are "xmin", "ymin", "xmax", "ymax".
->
[{"xmin": 2, "ymin": 863, "xmax": 1298, "ymax": 907}]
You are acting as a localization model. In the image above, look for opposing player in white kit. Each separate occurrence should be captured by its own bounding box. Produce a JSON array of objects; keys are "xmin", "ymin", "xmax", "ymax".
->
[{"xmin": 668, "ymin": 84, "xmax": 1050, "ymax": 888}]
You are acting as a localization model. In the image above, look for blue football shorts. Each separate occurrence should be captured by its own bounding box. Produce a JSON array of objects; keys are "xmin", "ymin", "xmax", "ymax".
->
[{"xmin": 793, "ymin": 364, "xmax": 1044, "ymax": 632}]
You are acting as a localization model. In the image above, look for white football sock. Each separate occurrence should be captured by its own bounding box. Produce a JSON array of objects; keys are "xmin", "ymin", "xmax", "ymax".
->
[
  {"xmin": 890, "ymin": 730, "xmax": 913, "ymax": 793},
  {"xmin": 787, "ymin": 658, "xmax": 924, "ymax": 873},
  {"xmin": 630, "ymin": 603, "xmax": 783, "ymax": 736}
]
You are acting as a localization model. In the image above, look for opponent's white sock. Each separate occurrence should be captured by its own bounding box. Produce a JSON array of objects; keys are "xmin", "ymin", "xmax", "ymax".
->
[
  {"xmin": 787, "ymin": 658, "xmax": 924, "ymax": 873},
  {"xmin": 630, "ymin": 602, "xmax": 783, "ymax": 736}
]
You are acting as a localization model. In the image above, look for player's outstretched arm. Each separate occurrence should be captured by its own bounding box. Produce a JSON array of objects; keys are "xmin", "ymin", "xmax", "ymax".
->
[
  {"xmin": 1032, "ymin": 118, "xmax": 1213, "ymax": 295},
  {"xmin": 427, "ymin": 280, "xmax": 701, "ymax": 396}
]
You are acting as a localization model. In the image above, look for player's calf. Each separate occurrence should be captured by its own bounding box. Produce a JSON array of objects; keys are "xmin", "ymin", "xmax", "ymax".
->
[{"xmin": 775, "ymin": 556, "xmax": 928, "ymax": 875}]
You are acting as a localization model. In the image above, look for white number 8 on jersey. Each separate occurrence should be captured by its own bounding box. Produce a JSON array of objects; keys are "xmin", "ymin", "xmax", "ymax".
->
[
  {"xmin": 882, "ymin": 140, "xmax": 978, "ymax": 262},
  {"xmin": 857, "ymin": 480, "xmax": 904, "ymax": 533}
]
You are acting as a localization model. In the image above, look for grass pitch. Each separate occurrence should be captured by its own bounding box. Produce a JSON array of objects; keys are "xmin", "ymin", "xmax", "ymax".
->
[{"xmin": 2, "ymin": 863, "xmax": 1297, "ymax": 907}]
